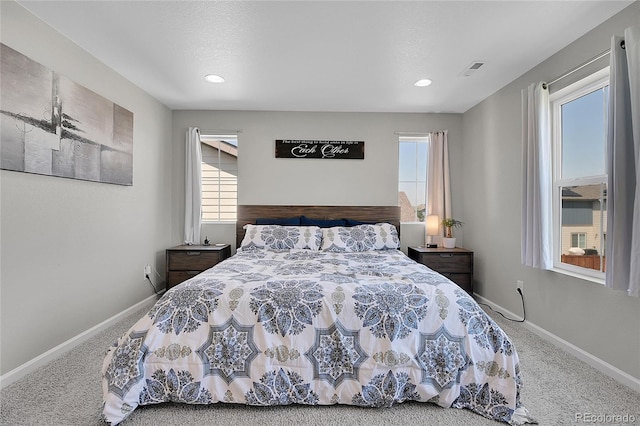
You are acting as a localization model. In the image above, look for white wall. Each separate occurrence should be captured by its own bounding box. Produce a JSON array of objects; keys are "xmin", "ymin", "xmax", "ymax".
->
[
  {"xmin": 462, "ymin": 3, "xmax": 640, "ymax": 380},
  {"xmin": 0, "ymin": 2, "xmax": 174, "ymax": 375},
  {"xmin": 171, "ymin": 111, "xmax": 464, "ymax": 252}
]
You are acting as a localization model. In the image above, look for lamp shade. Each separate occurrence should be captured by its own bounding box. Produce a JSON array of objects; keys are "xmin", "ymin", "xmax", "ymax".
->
[{"xmin": 426, "ymin": 215, "xmax": 440, "ymax": 236}]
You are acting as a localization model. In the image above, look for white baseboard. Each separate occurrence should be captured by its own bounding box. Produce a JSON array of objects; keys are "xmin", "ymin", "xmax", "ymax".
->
[
  {"xmin": 0, "ymin": 294, "xmax": 158, "ymax": 389},
  {"xmin": 3, "ymin": 293, "xmax": 637, "ymax": 393},
  {"xmin": 474, "ymin": 294, "xmax": 640, "ymax": 393}
]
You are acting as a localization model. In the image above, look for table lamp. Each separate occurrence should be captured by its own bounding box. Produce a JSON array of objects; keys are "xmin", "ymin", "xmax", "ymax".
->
[{"xmin": 426, "ymin": 214, "xmax": 440, "ymax": 248}]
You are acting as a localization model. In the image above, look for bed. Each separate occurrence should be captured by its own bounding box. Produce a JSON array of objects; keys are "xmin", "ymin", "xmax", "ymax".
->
[{"xmin": 102, "ymin": 205, "xmax": 534, "ymax": 425}]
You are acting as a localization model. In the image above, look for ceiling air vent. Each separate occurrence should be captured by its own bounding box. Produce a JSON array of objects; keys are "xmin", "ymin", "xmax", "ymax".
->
[{"xmin": 459, "ymin": 61, "xmax": 486, "ymax": 77}]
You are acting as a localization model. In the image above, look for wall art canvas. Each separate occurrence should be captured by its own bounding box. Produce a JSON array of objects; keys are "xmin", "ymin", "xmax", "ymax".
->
[{"xmin": 0, "ymin": 43, "xmax": 133, "ymax": 185}]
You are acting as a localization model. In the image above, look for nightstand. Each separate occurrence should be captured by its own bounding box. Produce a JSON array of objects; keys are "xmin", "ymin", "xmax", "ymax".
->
[
  {"xmin": 165, "ymin": 244, "xmax": 231, "ymax": 290},
  {"xmin": 408, "ymin": 246, "xmax": 474, "ymax": 295}
]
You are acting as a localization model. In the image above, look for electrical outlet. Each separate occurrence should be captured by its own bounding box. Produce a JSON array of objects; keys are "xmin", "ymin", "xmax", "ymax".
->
[
  {"xmin": 516, "ymin": 280, "xmax": 524, "ymax": 292},
  {"xmin": 144, "ymin": 264, "xmax": 151, "ymax": 278}
]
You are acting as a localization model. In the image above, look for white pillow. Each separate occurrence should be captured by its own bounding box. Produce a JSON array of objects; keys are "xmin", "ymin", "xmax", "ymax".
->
[
  {"xmin": 240, "ymin": 225, "xmax": 322, "ymax": 250},
  {"xmin": 320, "ymin": 223, "xmax": 399, "ymax": 252}
]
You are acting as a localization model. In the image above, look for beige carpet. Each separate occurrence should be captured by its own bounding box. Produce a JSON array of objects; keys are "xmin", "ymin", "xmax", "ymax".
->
[{"xmin": 1, "ymin": 303, "xmax": 638, "ymax": 425}]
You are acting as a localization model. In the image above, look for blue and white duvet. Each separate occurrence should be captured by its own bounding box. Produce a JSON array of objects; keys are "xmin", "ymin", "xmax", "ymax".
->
[{"xmin": 102, "ymin": 249, "xmax": 533, "ymax": 424}]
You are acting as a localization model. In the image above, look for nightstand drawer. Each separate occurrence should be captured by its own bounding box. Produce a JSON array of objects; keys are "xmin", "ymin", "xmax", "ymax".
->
[
  {"xmin": 420, "ymin": 253, "xmax": 472, "ymax": 273},
  {"xmin": 167, "ymin": 271, "xmax": 203, "ymax": 287},
  {"xmin": 438, "ymin": 272, "xmax": 472, "ymax": 293},
  {"xmin": 165, "ymin": 244, "xmax": 231, "ymax": 290},
  {"xmin": 408, "ymin": 246, "xmax": 474, "ymax": 295},
  {"xmin": 167, "ymin": 250, "xmax": 221, "ymax": 271}
]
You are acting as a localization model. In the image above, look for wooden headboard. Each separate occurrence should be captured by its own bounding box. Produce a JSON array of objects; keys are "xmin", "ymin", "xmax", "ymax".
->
[{"xmin": 236, "ymin": 205, "xmax": 401, "ymax": 249}]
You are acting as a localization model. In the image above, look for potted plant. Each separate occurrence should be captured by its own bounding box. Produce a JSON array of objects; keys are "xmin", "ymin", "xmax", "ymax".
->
[{"xmin": 441, "ymin": 218, "xmax": 463, "ymax": 248}]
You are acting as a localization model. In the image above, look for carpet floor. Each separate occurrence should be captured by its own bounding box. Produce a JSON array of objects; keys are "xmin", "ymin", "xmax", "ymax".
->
[{"xmin": 1, "ymin": 302, "xmax": 638, "ymax": 425}]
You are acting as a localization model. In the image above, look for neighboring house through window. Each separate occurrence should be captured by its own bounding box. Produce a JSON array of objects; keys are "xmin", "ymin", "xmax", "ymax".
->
[
  {"xmin": 200, "ymin": 134, "xmax": 238, "ymax": 222},
  {"xmin": 550, "ymin": 67, "xmax": 608, "ymax": 278},
  {"xmin": 398, "ymin": 136, "xmax": 429, "ymax": 222}
]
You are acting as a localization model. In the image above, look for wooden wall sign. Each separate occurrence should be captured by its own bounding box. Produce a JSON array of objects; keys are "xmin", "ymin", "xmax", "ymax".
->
[{"xmin": 275, "ymin": 139, "xmax": 364, "ymax": 159}]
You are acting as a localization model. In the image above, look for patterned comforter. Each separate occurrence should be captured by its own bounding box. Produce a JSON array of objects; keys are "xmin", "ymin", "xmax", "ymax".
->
[{"xmin": 102, "ymin": 249, "xmax": 533, "ymax": 425}]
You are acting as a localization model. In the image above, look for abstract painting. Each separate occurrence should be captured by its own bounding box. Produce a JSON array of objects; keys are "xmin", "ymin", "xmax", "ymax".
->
[{"xmin": 0, "ymin": 43, "xmax": 133, "ymax": 185}]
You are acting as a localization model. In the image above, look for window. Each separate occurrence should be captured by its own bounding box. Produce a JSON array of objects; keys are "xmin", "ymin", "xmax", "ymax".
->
[
  {"xmin": 551, "ymin": 68, "xmax": 608, "ymax": 278},
  {"xmin": 571, "ymin": 233, "xmax": 587, "ymax": 249},
  {"xmin": 398, "ymin": 136, "xmax": 428, "ymax": 222},
  {"xmin": 200, "ymin": 134, "xmax": 238, "ymax": 222}
]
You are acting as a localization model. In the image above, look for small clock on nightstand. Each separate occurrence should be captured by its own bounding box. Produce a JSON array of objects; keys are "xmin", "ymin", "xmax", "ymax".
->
[{"xmin": 408, "ymin": 246, "xmax": 474, "ymax": 295}]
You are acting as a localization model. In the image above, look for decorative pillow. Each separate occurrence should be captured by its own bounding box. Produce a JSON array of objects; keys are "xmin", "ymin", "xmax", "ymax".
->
[
  {"xmin": 300, "ymin": 215, "xmax": 347, "ymax": 228},
  {"xmin": 344, "ymin": 218, "xmax": 375, "ymax": 226},
  {"xmin": 241, "ymin": 225, "xmax": 322, "ymax": 250},
  {"xmin": 320, "ymin": 223, "xmax": 400, "ymax": 252},
  {"xmin": 255, "ymin": 216, "xmax": 301, "ymax": 226}
]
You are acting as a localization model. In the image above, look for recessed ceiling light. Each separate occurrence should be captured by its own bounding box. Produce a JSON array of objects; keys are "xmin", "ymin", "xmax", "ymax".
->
[
  {"xmin": 414, "ymin": 79, "xmax": 432, "ymax": 87},
  {"xmin": 205, "ymin": 74, "xmax": 225, "ymax": 83}
]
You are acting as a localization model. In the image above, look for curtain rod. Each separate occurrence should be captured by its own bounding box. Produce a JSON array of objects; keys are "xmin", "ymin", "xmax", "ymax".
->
[
  {"xmin": 546, "ymin": 49, "xmax": 610, "ymax": 87},
  {"xmin": 199, "ymin": 129, "xmax": 243, "ymax": 135},
  {"xmin": 394, "ymin": 131, "xmax": 438, "ymax": 136},
  {"xmin": 546, "ymin": 40, "xmax": 625, "ymax": 88}
]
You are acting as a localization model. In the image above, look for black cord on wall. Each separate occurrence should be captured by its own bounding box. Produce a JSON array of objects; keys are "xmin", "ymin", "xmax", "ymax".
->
[
  {"xmin": 145, "ymin": 273, "xmax": 163, "ymax": 296},
  {"xmin": 478, "ymin": 288, "xmax": 526, "ymax": 323}
]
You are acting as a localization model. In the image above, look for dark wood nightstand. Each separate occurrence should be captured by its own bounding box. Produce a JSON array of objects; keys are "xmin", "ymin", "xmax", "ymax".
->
[
  {"xmin": 408, "ymin": 246, "xmax": 474, "ymax": 295},
  {"xmin": 165, "ymin": 244, "xmax": 231, "ymax": 290}
]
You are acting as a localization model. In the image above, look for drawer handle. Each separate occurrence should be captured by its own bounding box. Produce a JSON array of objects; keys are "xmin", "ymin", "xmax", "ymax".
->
[
  {"xmin": 439, "ymin": 254, "xmax": 454, "ymax": 258},
  {"xmin": 186, "ymin": 271, "xmax": 200, "ymax": 275},
  {"xmin": 186, "ymin": 251, "xmax": 201, "ymax": 256}
]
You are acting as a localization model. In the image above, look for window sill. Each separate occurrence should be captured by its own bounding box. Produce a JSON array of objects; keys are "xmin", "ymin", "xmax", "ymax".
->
[{"xmin": 550, "ymin": 267, "xmax": 605, "ymax": 286}]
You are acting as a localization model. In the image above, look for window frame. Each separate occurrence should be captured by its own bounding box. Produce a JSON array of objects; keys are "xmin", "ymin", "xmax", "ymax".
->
[
  {"xmin": 398, "ymin": 135, "xmax": 430, "ymax": 223},
  {"xmin": 200, "ymin": 134, "xmax": 238, "ymax": 223},
  {"xmin": 550, "ymin": 67, "xmax": 609, "ymax": 282}
]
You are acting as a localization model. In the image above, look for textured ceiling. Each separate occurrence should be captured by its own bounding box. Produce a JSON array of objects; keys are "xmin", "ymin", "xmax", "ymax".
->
[{"xmin": 18, "ymin": 1, "xmax": 634, "ymax": 113}]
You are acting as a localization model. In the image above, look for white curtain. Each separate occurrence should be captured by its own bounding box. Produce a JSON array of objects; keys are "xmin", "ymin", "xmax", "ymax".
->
[
  {"xmin": 606, "ymin": 25, "xmax": 640, "ymax": 297},
  {"xmin": 427, "ymin": 130, "xmax": 451, "ymax": 239},
  {"xmin": 521, "ymin": 82, "xmax": 553, "ymax": 269},
  {"xmin": 184, "ymin": 127, "xmax": 202, "ymax": 245}
]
